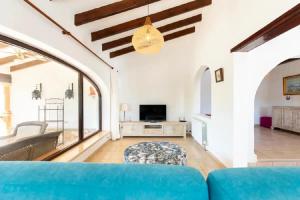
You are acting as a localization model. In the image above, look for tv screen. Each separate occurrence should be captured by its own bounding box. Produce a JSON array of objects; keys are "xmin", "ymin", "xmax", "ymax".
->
[{"xmin": 139, "ymin": 105, "xmax": 166, "ymax": 121}]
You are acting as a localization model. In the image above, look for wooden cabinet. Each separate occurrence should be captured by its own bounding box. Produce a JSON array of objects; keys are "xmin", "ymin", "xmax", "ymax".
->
[
  {"xmin": 120, "ymin": 122, "xmax": 187, "ymax": 138},
  {"xmin": 282, "ymin": 108, "xmax": 294, "ymax": 130},
  {"xmin": 293, "ymin": 110, "xmax": 300, "ymax": 132},
  {"xmin": 272, "ymin": 107, "xmax": 282, "ymax": 128},
  {"xmin": 164, "ymin": 124, "xmax": 186, "ymax": 136},
  {"xmin": 120, "ymin": 123, "xmax": 143, "ymax": 136},
  {"xmin": 272, "ymin": 107, "xmax": 300, "ymax": 133}
]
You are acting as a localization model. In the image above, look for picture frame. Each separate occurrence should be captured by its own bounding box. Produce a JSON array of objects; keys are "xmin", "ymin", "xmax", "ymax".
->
[
  {"xmin": 215, "ymin": 68, "xmax": 224, "ymax": 83},
  {"xmin": 283, "ymin": 74, "xmax": 300, "ymax": 95}
]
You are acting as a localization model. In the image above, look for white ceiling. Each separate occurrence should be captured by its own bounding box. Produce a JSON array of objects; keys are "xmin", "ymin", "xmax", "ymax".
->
[{"xmin": 29, "ymin": 0, "xmax": 206, "ymax": 65}]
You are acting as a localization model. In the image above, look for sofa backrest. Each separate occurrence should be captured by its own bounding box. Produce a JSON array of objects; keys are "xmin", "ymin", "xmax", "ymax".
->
[
  {"xmin": 0, "ymin": 162, "xmax": 209, "ymax": 200},
  {"xmin": 1, "ymin": 162, "xmax": 299, "ymax": 199},
  {"xmin": 207, "ymin": 167, "xmax": 300, "ymax": 200}
]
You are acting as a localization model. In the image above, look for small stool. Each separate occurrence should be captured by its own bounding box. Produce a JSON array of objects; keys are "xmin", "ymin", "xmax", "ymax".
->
[
  {"xmin": 124, "ymin": 142, "xmax": 187, "ymax": 166},
  {"xmin": 260, "ymin": 116, "xmax": 272, "ymax": 128}
]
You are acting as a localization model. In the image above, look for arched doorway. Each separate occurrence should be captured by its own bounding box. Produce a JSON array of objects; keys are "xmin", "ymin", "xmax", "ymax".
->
[
  {"xmin": 254, "ymin": 58, "xmax": 300, "ymax": 161},
  {"xmin": 192, "ymin": 66, "xmax": 212, "ymax": 117},
  {"xmin": 232, "ymin": 26, "xmax": 300, "ymax": 167}
]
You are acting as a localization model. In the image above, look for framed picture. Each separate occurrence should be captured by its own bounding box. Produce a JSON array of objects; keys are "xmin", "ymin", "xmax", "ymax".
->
[
  {"xmin": 215, "ymin": 68, "xmax": 224, "ymax": 83},
  {"xmin": 283, "ymin": 74, "xmax": 300, "ymax": 95}
]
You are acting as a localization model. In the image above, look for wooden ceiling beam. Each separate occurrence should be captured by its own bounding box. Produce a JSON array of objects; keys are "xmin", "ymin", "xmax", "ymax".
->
[
  {"xmin": 280, "ymin": 58, "xmax": 300, "ymax": 65},
  {"xmin": 75, "ymin": 0, "xmax": 161, "ymax": 26},
  {"xmin": 0, "ymin": 42, "xmax": 9, "ymax": 49},
  {"xmin": 231, "ymin": 3, "xmax": 300, "ymax": 52},
  {"xmin": 92, "ymin": 0, "xmax": 211, "ymax": 41},
  {"xmin": 0, "ymin": 52, "xmax": 41, "ymax": 66},
  {"xmin": 102, "ymin": 14, "xmax": 202, "ymax": 51},
  {"xmin": 110, "ymin": 26, "xmax": 196, "ymax": 58},
  {"xmin": 10, "ymin": 60, "xmax": 48, "ymax": 72},
  {"xmin": 0, "ymin": 55, "xmax": 17, "ymax": 65}
]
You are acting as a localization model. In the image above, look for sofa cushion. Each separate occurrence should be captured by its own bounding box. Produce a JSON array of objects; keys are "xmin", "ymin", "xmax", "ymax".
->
[
  {"xmin": 0, "ymin": 162, "xmax": 208, "ymax": 200},
  {"xmin": 207, "ymin": 167, "xmax": 300, "ymax": 200}
]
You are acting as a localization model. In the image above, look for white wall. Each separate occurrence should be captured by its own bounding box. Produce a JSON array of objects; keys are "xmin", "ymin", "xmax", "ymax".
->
[
  {"xmin": 254, "ymin": 60, "xmax": 300, "ymax": 124},
  {"xmin": 254, "ymin": 74, "xmax": 272, "ymax": 124},
  {"xmin": 270, "ymin": 60, "xmax": 300, "ymax": 106},
  {"xmin": 11, "ymin": 61, "xmax": 79, "ymax": 129},
  {"xmin": 117, "ymin": 38, "xmax": 194, "ymax": 121}
]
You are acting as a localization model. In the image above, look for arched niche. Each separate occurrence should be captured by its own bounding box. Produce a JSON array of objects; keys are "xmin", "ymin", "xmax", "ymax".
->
[
  {"xmin": 192, "ymin": 66, "xmax": 213, "ymax": 117},
  {"xmin": 200, "ymin": 68, "xmax": 212, "ymax": 116}
]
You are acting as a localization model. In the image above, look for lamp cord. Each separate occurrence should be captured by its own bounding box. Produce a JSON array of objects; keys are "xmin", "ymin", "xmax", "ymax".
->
[{"xmin": 147, "ymin": 0, "xmax": 149, "ymax": 16}]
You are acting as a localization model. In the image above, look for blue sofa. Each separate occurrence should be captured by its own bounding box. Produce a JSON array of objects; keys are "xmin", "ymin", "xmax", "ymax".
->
[
  {"xmin": 207, "ymin": 167, "xmax": 300, "ymax": 200},
  {"xmin": 0, "ymin": 162, "xmax": 300, "ymax": 200}
]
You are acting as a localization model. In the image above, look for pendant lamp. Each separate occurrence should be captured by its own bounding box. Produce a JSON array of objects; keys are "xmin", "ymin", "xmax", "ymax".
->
[{"xmin": 132, "ymin": 3, "xmax": 164, "ymax": 54}]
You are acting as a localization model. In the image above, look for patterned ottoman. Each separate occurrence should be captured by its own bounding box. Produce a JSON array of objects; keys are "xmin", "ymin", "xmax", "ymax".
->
[{"xmin": 124, "ymin": 142, "xmax": 187, "ymax": 166}]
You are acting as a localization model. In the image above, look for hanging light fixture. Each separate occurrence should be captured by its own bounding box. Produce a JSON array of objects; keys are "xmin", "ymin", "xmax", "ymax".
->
[
  {"xmin": 32, "ymin": 83, "xmax": 42, "ymax": 100},
  {"xmin": 65, "ymin": 83, "xmax": 74, "ymax": 99},
  {"xmin": 89, "ymin": 86, "xmax": 96, "ymax": 97},
  {"xmin": 132, "ymin": 1, "xmax": 164, "ymax": 54}
]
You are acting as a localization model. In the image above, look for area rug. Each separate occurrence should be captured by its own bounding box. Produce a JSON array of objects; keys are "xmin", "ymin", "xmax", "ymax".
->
[{"xmin": 124, "ymin": 142, "xmax": 187, "ymax": 166}]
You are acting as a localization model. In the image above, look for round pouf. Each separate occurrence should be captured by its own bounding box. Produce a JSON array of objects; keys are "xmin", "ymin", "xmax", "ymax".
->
[{"xmin": 124, "ymin": 142, "xmax": 187, "ymax": 166}]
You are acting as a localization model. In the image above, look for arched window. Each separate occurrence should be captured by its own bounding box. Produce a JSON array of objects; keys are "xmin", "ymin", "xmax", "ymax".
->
[{"xmin": 0, "ymin": 35, "xmax": 101, "ymax": 160}]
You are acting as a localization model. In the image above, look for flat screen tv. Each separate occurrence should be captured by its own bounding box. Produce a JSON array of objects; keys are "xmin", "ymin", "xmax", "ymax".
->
[{"xmin": 139, "ymin": 105, "xmax": 166, "ymax": 122}]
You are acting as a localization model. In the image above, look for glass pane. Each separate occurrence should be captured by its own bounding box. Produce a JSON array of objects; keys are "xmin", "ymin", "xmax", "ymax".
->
[
  {"xmin": 83, "ymin": 77, "xmax": 99, "ymax": 137},
  {"xmin": 0, "ymin": 41, "xmax": 79, "ymax": 161}
]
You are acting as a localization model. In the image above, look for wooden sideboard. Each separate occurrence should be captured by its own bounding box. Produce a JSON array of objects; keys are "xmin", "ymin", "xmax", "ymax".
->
[
  {"xmin": 272, "ymin": 106, "xmax": 300, "ymax": 133},
  {"xmin": 119, "ymin": 121, "xmax": 187, "ymax": 138}
]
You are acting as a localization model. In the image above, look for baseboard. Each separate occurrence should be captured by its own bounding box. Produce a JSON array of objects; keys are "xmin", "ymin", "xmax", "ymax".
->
[
  {"xmin": 206, "ymin": 146, "xmax": 230, "ymax": 168},
  {"xmin": 191, "ymin": 136, "xmax": 227, "ymax": 167},
  {"xmin": 71, "ymin": 133, "xmax": 111, "ymax": 162},
  {"xmin": 248, "ymin": 153, "xmax": 258, "ymax": 163}
]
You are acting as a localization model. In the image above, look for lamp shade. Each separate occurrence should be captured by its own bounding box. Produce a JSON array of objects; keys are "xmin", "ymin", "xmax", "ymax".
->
[
  {"xmin": 120, "ymin": 103, "xmax": 129, "ymax": 112},
  {"xmin": 132, "ymin": 17, "xmax": 164, "ymax": 54},
  {"xmin": 89, "ymin": 86, "xmax": 96, "ymax": 97}
]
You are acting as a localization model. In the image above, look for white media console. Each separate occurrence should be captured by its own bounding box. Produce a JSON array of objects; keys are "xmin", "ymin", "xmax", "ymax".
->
[{"xmin": 119, "ymin": 121, "xmax": 187, "ymax": 138}]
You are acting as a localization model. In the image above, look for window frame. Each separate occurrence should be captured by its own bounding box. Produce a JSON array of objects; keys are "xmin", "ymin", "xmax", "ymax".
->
[{"xmin": 0, "ymin": 34, "xmax": 102, "ymax": 161}]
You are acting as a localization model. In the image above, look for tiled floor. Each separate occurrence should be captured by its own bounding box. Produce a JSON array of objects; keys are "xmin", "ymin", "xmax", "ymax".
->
[
  {"xmin": 255, "ymin": 126, "xmax": 300, "ymax": 160},
  {"xmin": 86, "ymin": 136, "xmax": 224, "ymax": 177}
]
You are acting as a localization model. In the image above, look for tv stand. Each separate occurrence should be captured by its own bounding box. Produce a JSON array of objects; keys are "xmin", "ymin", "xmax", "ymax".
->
[{"xmin": 119, "ymin": 121, "xmax": 187, "ymax": 138}]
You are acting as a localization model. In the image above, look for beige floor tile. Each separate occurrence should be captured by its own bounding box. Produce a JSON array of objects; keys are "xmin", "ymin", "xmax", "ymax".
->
[
  {"xmin": 86, "ymin": 136, "xmax": 224, "ymax": 177},
  {"xmin": 255, "ymin": 126, "xmax": 300, "ymax": 160}
]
